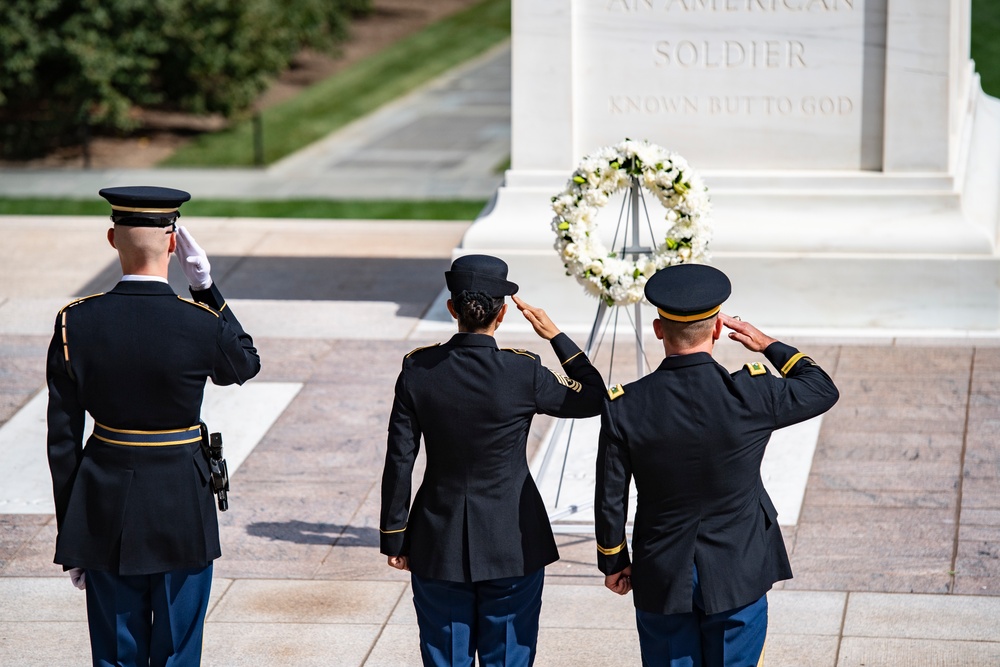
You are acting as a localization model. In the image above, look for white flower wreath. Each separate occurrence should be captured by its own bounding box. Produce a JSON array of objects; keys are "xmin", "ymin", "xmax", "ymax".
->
[{"xmin": 551, "ymin": 139, "xmax": 713, "ymax": 307}]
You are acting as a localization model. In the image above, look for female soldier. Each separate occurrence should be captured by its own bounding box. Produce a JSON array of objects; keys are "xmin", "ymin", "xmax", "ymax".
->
[{"xmin": 380, "ymin": 254, "xmax": 605, "ymax": 667}]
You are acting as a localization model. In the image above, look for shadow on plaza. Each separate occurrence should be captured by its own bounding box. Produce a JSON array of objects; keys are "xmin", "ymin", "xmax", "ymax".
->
[
  {"xmin": 246, "ymin": 520, "xmax": 380, "ymax": 547},
  {"xmin": 77, "ymin": 256, "xmax": 450, "ymax": 318}
]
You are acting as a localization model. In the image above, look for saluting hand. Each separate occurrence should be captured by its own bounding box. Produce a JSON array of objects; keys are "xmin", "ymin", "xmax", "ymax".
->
[
  {"xmin": 174, "ymin": 226, "xmax": 213, "ymax": 290},
  {"xmin": 512, "ymin": 296, "xmax": 561, "ymax": 340},
  {"xmin": 605, "ymin": 566, "xmax": 632, "ymax": 596},
  {"xmin": 387, "ymin": 555, "xmax": 410, "ymax": 572},
  {"xmin": 720, "ymin": 313, "xmax": 777, "ymax": 353}
]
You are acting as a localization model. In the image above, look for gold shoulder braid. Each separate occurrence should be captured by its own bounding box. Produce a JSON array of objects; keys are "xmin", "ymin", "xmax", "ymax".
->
[
  {"xmin": 58, "ymin": 293, "xmax": 104, "ymax": 381},
  {"xmin": 405, "ymin": 343, "xmax": 441, "ymax": 358},
  {"xmin": 502, "ymin": 348, "xmax": 537, "ymax": 360},
  {"xmin": 176, "ymin": 296, "xmax": 220, "ymax": 318}
]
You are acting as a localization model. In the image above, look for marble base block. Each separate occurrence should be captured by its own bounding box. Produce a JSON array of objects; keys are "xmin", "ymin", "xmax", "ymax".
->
[{"xmin": 458, "ymin": 86, "xmax": 1000, "ymax": 332}]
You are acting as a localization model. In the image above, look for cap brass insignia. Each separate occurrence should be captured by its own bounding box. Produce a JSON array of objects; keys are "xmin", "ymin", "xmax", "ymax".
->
[{"xmin": 607, "ymin": 384, "xmax": 625, "ymax": 400}]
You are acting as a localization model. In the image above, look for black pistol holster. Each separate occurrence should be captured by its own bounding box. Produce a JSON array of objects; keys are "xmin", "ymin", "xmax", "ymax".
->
[{"xmin": 199, "ymin": 422, "xmax": 230, "ymax": 511}]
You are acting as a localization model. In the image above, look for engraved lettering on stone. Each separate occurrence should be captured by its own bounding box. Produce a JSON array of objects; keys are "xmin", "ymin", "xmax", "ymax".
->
[
  {"xmin": 610, "ymin": 95, "xmax": 855, "ymax": 117},
  {"xmin": 654, "ymin": 40, "xmax": 806, "ymax": 68},
  {"xmin": 657, "ymin": 0, "xmax": 854, "ymax": 11},
  {"xmin": 606, "ymin": 0, "xmax": 656, "ymax": 10}
]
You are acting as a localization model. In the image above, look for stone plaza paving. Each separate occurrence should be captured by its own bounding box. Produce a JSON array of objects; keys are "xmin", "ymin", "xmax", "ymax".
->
[{"xmin": 1, "ymin": 216, "xmax": 1000, "ymax": 666}]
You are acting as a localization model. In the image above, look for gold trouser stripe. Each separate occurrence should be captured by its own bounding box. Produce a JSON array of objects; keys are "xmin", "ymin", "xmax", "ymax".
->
[
  {"xmin": 757, "ymin": 640, "xmax": 766, "ymax": 667},
  {"xmin": 656, "ymin": 305, "xmax": 721, "ymax": 322},
  {"xmin": 380, "ymin": 525, "xmax": 407, "ymax": 534},
  {"xmin": 94, "ymin": 434, "xmax": 202, "ymax": 447},
  {"xmin": 780, "ymin": 352, "xmax": 808, "ymax": 377},
  {"xmin": 561, "ymin": 350, "xmax": 584, "ymax": 365},
  {"xmin": 111, "ymin": 205, "xmax": 178, "ymax": 214},
  {"xmin": 597, "ymin": 539, "xmax": 627, "ymax": 556}
]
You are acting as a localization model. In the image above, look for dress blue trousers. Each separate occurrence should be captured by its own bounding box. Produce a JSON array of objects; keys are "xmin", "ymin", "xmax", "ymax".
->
[
  {"xmin": 84, "ymin": 564, "xmax": 213, "ymax": 667},
  {"xmin": 635, "ymin": 564, "xmax": 767, "ymax": 667},
  {"xmin": 411, "ymin": 568, "xmax": 545, "ymax": 667}
]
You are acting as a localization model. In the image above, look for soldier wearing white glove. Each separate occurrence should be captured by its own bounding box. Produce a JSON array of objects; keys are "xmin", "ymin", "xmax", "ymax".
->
[{"xmin": 174, "ymin": 225, "xmax": 212, "ymax": 290}]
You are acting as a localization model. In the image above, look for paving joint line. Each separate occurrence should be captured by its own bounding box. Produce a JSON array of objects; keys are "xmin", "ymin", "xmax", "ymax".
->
[
  {"xmin": 360, "ymin": 581, "xmax": 411, "ymax": 666},
  {"xmin": 949, "ymin": 347, "xmax": 977, "ymax": 593}
]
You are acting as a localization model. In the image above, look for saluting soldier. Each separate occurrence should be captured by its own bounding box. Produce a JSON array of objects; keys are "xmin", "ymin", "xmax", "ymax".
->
[
  {"xmin": 595, "ymin": 264, "xmax": 839, "ymax": 667},
  {"xmin": 380, "ymin": 254, "xmax": 605, "ymax": 667},
  {"xmin": 46, "ymin": 186, "xmax": 261, "ymax": 666}
]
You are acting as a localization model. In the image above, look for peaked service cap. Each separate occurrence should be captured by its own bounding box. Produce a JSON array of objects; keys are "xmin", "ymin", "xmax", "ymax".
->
[
  {"xmin": 645, "ymin": 263, "xmax": 731, "ymax": 322},
  {"xmin": 98, "ymin": 186, "xmax": 191, "ymax": 228},
  {"xmin": 445, "ymin": 254, "xmax": 519, "ymax": 297}
]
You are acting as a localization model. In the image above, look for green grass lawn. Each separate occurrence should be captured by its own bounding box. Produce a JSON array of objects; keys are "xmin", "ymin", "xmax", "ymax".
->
[
  {"xmin": 973, "ymin": 0, "xmax": 1000, "ymax": 97},
  {"xmin": 0, "ymin": 198, "xmax": 487, "ymax": 220},
  {"xmin": 162, "ymin": 0, "xmax": 510, "ymax": 167}
]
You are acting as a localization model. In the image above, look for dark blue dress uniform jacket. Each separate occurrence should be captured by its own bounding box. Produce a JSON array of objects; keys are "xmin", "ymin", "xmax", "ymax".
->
[
  {"xmin": 595, "ymin": 342, "xmax": 839, "ymax": 615},
  {"xmin": 46, "ymin": 281, "xmax": 260, "ymax": 576},
  {"xmin": 380, "ymin": 332, "xmax": 604, "ymax": 582}
]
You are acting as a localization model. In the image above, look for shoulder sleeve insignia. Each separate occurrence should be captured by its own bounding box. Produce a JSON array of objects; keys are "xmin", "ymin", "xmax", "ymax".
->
[
  {"xmin": 745, "ymin": 362, "xmax": 767, "ymax": 376},
  {"xmin": 58, "ymin": 292, "xmax": 104, "ymax": 314},
  {"xmin": 405, "ymin": 343, "xmax": 440, "ymax": 358},
  {"xmin": 502, "ymin": 348, "xmax": 537, "ymax": 360},
  {"xmin": 177, "ymin": 296, "xmax": 220, "ymax": 318},
  {"xmin": 607, "ymin": 383, "xmax": 625, "ymax": 400},
  {"xmin": 548, "ymin": 368, "xmax": 583, "ymax": 392}
]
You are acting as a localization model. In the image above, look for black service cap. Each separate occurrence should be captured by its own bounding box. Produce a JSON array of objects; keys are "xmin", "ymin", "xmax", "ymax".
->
[
  {"xmin": 98, "ymin": 186, "xmax": 191, "ymax": 228},
  {"xmin": 645, "ymin": 263, "xmax": 731, "ymax": 322},
  {"xmin": 445, "ymin": 254, "xmax": 519, "ymax": 298}
]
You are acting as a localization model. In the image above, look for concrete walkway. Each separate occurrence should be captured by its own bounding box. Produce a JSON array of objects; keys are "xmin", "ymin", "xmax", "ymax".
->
[{"xmin": 0, "ymin": 43, "xmax": 511, "ymax": 201}]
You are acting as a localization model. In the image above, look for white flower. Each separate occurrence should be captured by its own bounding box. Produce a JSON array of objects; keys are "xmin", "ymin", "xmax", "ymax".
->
[
  {"xmin": 584, "ymin": 189, "xmax": 610, "ymax": 207},
  {"xmin": 631, "ymin": 142, "xmax": 661, "ymax": 169},
  {"xmin": 550, "ymin": 140, "xmax": 712, "ymax": 307}
]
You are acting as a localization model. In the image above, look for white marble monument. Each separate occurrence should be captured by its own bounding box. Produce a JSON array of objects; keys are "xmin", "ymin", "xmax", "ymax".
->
[{"xmin": 458, "ymin": 0, "xmax": 1000, "ymax": 331}]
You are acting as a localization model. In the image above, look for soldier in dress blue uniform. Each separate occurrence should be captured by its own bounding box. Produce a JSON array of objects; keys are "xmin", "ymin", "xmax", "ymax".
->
[
  {"xmin": 380, "ymin": 254, "xmax": 605, "ymax": 667},
  {"xmin": 46, "ymin": 186, "xmax": 261, "ymax": 667},
  {"xmin": 595, "ymin": 264, "xmax": 839, "ymax": 667}
]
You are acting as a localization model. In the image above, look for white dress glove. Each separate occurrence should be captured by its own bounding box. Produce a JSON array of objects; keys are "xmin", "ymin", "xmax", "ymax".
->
[
  {"xmin": 174, "ymin": 226, "xmax": 213, "ymax": 290},
  {"xmin": 69, "ymin": 567, "xmax": 86, "ymax": 590}
]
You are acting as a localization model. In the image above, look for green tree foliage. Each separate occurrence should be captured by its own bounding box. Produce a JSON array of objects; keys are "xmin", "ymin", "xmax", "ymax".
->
[{"xmin": 0, "ymin": 0, "xmax": 370, "ymax": 158}]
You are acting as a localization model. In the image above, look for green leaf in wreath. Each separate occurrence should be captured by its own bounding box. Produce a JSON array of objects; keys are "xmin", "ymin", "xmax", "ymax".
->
[
  {"xmin": 557, "ymin": 221, "xmax": 570, "ymax": 230},
  {"xmin": 573, "ymin": 175, "xmax": 586, "ymax": 184}
]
